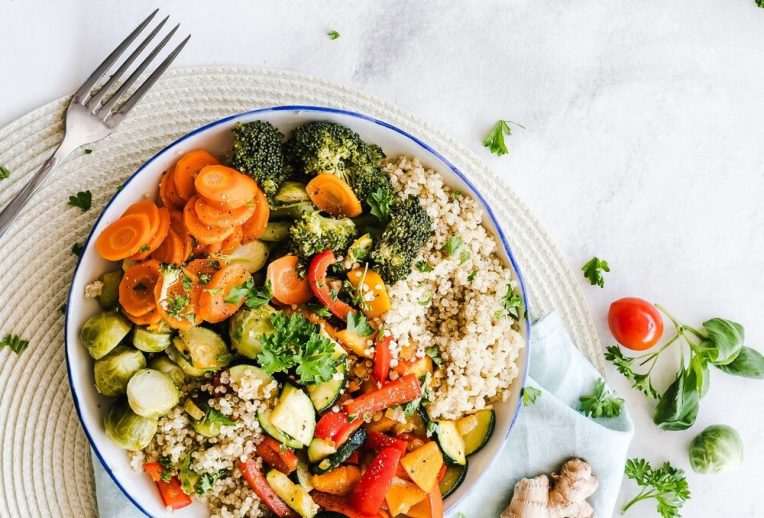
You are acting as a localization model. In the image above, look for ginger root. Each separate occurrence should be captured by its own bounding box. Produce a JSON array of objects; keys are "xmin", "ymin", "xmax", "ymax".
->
[{"xmin": 501, "ymin": 458, "xmax": 598, "ymax": 518}]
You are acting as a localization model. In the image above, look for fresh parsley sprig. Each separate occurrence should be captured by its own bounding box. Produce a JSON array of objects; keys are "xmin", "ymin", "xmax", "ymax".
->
[
  {"xmin": 579, "ymin": 378, "xmax": 624, "ymax": 418},
  {"xmin": 327, "ymin": 30, "xmax": 340, "ymax": 40},
  {"xmin": 68, "ymin": 190, "xmax": 92, "ymax": 212},
  {"xmin": 581, "ymin": 256, "xmax": 610, "ymax": 288},
  {"xmin": 521, "ymin": 386, "xmax": 541, "ymax": 406},
  {"xmin": 346, "ymin": 311, "xmax": 375, "ymax": 337},
  {"xmin": 0, "ymin": 165, "xmax": 10, "ymax": 181},
  {"xmin": 483, "ymin": 120, "xmax": 524, "ymax": 156},
  {"xmin": 367, "ymin": 187, "xmax": 393, "ymax": 224},
  {"xmin": 225, "ymin": 279, "xmax": 272, "ymax": 309},
  {"xmin": 496, "ymin": 283, "xmax": 524, "ymax": 320},
  {"xmin": 0, "ymin": 334, "xmax": 29, "ymax": 355},
  {"xmin": 622, "ymin": 458, "xmax": 690, "ymax": 518}
]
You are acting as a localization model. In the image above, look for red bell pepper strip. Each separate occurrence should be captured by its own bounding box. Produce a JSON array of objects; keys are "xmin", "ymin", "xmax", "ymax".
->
[
  {"xmin": 437, "ymin": 463, "xmax": 448, "ymax": 483},
  {"xmin": 311, "ymin": 491, "xmax": 375, "ymax": 518},
  {"xmin": 307, "ymin": 249, "xmax": 354, "ymax": 320},
  {"xmin": 343, "ymin": 374, "xmax": 422, "ymax": 418},
  {"xmin": 315, "ymin": 410, "xmax": 363, "ymax": 447},
  {"xmin": 365, "ymin": 430, "xmax": 408, "ymax": 455},
  {"xmin": 239, "ymin": 457, "xmax": 299, "ymax": 518},
  {"xmin": 144, "ymin": 462, "xmax": 192, "ymax": 510},
  {"xmin": 373, "ymin": 336, "xmax": 392, "ymax": 383},
  {"xmin": 255, "ymin": 436, "xmax": 299, "ymax": 475},
  {"xmin": 349, "ymin": 447, "xmax": 403, "ymax": 515}
]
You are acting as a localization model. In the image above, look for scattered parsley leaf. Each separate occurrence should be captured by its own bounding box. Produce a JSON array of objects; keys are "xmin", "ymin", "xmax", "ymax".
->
[
  {"xmin": 139, "ymin": 243, "xmax": 151, "ymax": 253},
  {"xmin": 426, "ymin": 420, "xmax": 439, "ymax": 435},
  {"xmin": 347, "ymin": 311, "xmax": 375, "ymax": 337},
  {"xmin": 327, "ymin": 30, "xmax": 340, "ymax": 40},
  {"xmin": 467, "ymin": 269, "xmax": 478, "ymax": 282},
  {"xmin": 622, "ymin": 458, "xmax": 690, "ymax": 518},
  {"xmin": 71, "ymin": 242, "xmax": 84, "ymax": 257},
  {"xmin": 0, "ymin": 334, "xmax": 29, "ymax": 355},
  {"xmin": 522, "ymin": 386, "xmax": 541, "ymax": 406},
  {"xmin": 459, "ymin": 249, "xmax": 471, "ymax": 265},
  {"xmin": 425, "ymin": 346, "xmax": 443, "ymax": 367},
  {"xmin": 483, "ymin": 120, "xmax": 524, "ymax": 156},
  {"xmin": 498, "ymin": 283, "xmax": 524, "ymax": 320},
  {"xmin": 605, "ymin": 346, "xmax": 660, "ymax": 399},
  {"xmin": 59, "ymin": 304, "xmax": 67, "ymax": 315},
  {"xmin": 367, "ymin": 187, "xmax": 394, "ymax": 224},
  {"xmin": 442, "ymin": 236, "xmax": 464, "ymax": 256},
  {"xmin": 453, "ymin": 191, "xmax": 463, "ymax": 200},
  {"xmin": 115, "ymin": 184, "xmax": 125, "ymax": 191},
  {"xmin": 307, "ymin": 303, "xmax": 332, "ymax": 318},
  {"xmin": 415, "ymin": 260, "xmax": 433, "ymax": 273},
  {"xmin": 68, "ymin": 191, "xmax": 92, "ymax": 212},
  {"xmin": 224, "ymin": 279, "xmax": 272, "ymax": 309},
  {"xmin": 158, "ymin": 455, "xmax": 174, "ymax": 482},
  {"xmin": 83, "ymin": 148, "xmax": 93, "ymax": 155},
  {"xmin": 198, "ymin": 273, "xmax": 212, "ymax": 286},
  {"xmin": 581, "ymin": 256, "xmax": 610, "ymax": 288},
  {"xmin": 205, "ymin": 408, "xmax": 238, "ymax": 427},
  {"xmin": 0, "ymin": 165, "xmax": 10, "ymax": 181},
  {"xmin": 165, "ymin": 294, "xmax": 190, "ymax": 319},
  {"xmin": 579, "ymin": 378, "xmax": 624, "ymax": 418},
  {"xmin": 196, "ymin": 470, "xmax": 225, "ymax": 496}
]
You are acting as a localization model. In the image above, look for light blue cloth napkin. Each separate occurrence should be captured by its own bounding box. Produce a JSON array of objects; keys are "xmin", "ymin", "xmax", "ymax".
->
[{"xmin": 94, "ymin": 312, "xmax": 634, "ymax": 517}]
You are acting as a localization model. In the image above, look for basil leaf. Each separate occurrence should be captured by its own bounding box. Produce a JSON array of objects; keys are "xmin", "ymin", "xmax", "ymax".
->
[
  {"xmin": 696, "ymin": 318, "xmax": 744, "ymax": 365},
  {"xmin": 715, "ymin": 346, "xmax": 764, "ymax": 379},
  {"xmin": 690, "ymin": 355, "xmax": 710, "ymax": 398},
  {"xmin": 653, "ymin": 367, "xmax": 700, "ymax": 431}
]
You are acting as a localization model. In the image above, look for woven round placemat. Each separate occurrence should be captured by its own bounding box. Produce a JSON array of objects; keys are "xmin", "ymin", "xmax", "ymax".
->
[{"xmin": 0, "ymin": 67, "xmax": 603, "ymax": 517}]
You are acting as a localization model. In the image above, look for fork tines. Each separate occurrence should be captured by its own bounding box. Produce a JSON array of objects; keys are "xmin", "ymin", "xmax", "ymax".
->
[{"xmin": 73, "ymin": 10, "xmax": 190, "ymax": 126}]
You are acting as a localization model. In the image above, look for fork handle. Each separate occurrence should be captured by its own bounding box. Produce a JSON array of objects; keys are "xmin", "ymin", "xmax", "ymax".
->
[{"xmin": 0, "ymin": 137, "xmax": 80, "ymax": 239}]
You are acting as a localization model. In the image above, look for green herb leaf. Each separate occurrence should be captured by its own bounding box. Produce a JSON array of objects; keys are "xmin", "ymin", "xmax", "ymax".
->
[
  {"xmin": 198, "ymin": 273, "xmax": 212, "ymax": 286},
  {"xmin": 442, "ymin": 236, "xmax": 464, "ymax": 256},
  {"xmin": 415, "ymin": 260, "xmax": 433, "ymax": 273},
  {"xmin": 499, "ymin": 283, "xmax": 524, "ymax": 320},
  {"xmin": 68, "ymin": 190, "xmax": 92, "ymax": 212},
  {"xmin": 579, "ymin": 378, "xmax": 624, "ymax": 418},
  {"xmin": 715, "ymin": 346, "xmax": 764, "ymax": 379},
  {"xmin": 296, "ymin": 332, "xmax": 341, "ymax": 384},
  {"xmin": 604, "ymin": 346, "xmax": 660, "ymax": 399},
  {"xmin": 347, "ymin": 311, "xmax": 375, "ymax": 337},
  {"xmin": 459, "ymin": 249, "xmax": 471, "ymax": 265},
  {"xmin": 367, "ymin": 187, "xmax": 394, "ymax": 224},
  {"xmin": 196, "ymin": 470, "xmax": 225, "ymax": 495},
  {"xmin": 694, "ymin": 318, "xmax": 744, "ymax": 366},
  {"xmin": 158, "ymin": 455, "xmax": 174, "ymax": 482},
  {"xmin": 71, "ymin": 242, "xmax": 84, "ymax": 257},
  {"xmin": 327, "ymin": 30, "xmax": 340, "ymax": 40},
  {"xmin": 653, "ymin": 366, "xmax": 700, "ymax": 431},
  {"xmin": 224, "ymin": 278, "xmax": 272, "ymax": 308},
  {"xmin": 425, "ymin": 346, "xmax": 443, "ymax": 367},
  {"xmin": 59, "ymin": 304, "xmax": 67, "ymax": 315},
  {"xmin": 483, "ymin": 120, "xmax": 523, "ymax": 156},
  {"xmin": 307, "ymin": 303, "xmax": 332, "ymax": 318},
  {"xmin": 581, "ymin": 256, "xmax": 610, "ymax": 288},
  {"xmin": 0, "ymin": 165, "xmax": 10, "ymax": 181},
  {"xmin": 467, "ymin": 269, "xmax": 478, "ymax": 282},
  {"xmin": 0, "ymin": 334, "xmax": 29, "ymax": 355},
  {"xmin": 205, "ymin": 408, "xmax": 237, "ymax": 427},
  {"xmin": 623, "ymin": 458, "xmax": 690, "ymax": 518},
  {"xmin": 521, "ymin": 386, "xmax": 541, "ymax": 406},
  {"xmin": 83, "ymin": 148, "xmax": 93, "ymax": 155}
]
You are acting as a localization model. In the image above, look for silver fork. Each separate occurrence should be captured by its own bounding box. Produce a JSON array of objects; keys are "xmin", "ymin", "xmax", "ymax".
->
[{"xmin": 0, "ymin": 10, "xmax": 190, "ymax": 238}]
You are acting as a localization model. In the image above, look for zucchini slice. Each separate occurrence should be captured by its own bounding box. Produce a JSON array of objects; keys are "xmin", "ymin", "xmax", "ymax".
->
[
  {"xmin": 435, "ymin": 420, "xmax": 466, "ymax": 465},
  {"xmin": 257, "ymin": 409, "xmax": 304, "ymax": 449},
  {"xmin": 439, "ymin": 462, "xmax": 468, "ymax": 498},
  {"xmin": 265, "ymin": 469, "xmax": 319, "ymax": 518},
  {"xmin": 312, "ymin": 428, "xmax": 366, "ymax": 474},
  {"xmin": 270, "ymin": 384, "xmax": 316, "ymax": 447},
  {"xmin": 305, "ymin": 344, "xmax": 347, "ymax": 412},
  {"xmin": 462, "ymin": 409, "xmax": 496, "ymax": 456},
  {"xmin": 307, "ymin": 437, "xmax": 337, "ymax": 464}
]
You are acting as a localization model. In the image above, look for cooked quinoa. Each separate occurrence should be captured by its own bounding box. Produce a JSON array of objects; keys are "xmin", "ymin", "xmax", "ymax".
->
[{"xmin": 382, "ymin": 156, "xmax": 524, "ymax": 419}]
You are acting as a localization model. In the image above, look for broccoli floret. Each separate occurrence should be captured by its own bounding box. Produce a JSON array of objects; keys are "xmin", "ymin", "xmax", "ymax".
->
[
  {"xmin": 231, "ymin": 121, "xmax": 288, "ymax": 197},
  {"xmin": 288, "ymin": 210, "xmax": 357, "ymax": 263},
  {"xmin": 285, "ymin": 121, "xmax": 392, "ymax": 203},
  {"xmin": 371, "ymin": 196, "xmax": 432, "ymax": 284}
]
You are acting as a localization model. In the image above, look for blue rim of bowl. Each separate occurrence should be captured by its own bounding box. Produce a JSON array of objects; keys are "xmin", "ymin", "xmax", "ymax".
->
[{"xmin": 64, "ymin": 105, "xmax": 532, "ymax": 517}]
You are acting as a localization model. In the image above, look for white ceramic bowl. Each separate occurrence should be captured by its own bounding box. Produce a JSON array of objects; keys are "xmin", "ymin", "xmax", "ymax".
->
[{"xmin": 65, "ymin": 106, "xmax": 530, "ymax": 517}]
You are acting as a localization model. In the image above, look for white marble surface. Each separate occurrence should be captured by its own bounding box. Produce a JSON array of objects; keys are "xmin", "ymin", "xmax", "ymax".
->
[{"xmin": 2, "ymin": 0, "xmax": 763, "ymax": 516}]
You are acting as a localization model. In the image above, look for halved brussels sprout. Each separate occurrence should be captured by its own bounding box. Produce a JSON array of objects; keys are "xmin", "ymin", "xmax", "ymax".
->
[
  {"xmin": 104, "ymin": 398, "xmax": 157, "ymax": 451},
  {"xmin": 176, "ymin": 327, "xmax": 232, "ymax": 371},
  {"xmin": 274, "ymin": 181, "xmax": 309, "ymax": 204},
  {"xmin": 149, "ymin": 355, "xmax": 187, "ymax": 388},
  {"xmin": 94, "ymin": 345, "xmax": 146, "ymax": 397},
  {"xmin": 81, "ymin": 311, "xmax": 132, "ymax": 359},
  {"xmin": 97, "ymin": 270, "xmax": 123, "ymax": 310},
  {"xmin": 224, "ymin": 240, "xmax": 270, "ymax": 273},
  {"xmin": 229, "ymin": 305, "xmax": 277, "ymax": 359},
  {"xmin": 260, "ymin": 221, "xmax": 291, "ymax": 242},
  {"xmin": 166, "ymin": 342, "xmax": 207, "ymax": 377},
  {"xmin": 126, "ymin": 368, "xmax": 179, "ymax": 418},
  {"xmin": 132, "ymin": 327, "xmax": 172, "ymax": 353}
]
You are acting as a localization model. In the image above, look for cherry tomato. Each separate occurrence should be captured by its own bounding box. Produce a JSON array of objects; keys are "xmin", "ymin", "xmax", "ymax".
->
[{"xmin": 608, "ymin": 297, "xmax": 664, "ymax": 351}]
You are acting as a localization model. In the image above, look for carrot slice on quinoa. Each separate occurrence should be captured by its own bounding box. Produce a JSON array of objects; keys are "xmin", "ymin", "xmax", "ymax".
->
[
  {"xmin": 194, "ymin": 165, "xmax": 257, "ymax": 208},
  {"xmin": 173, "ymin": 150, "xmax": 219, "ymax": 201},
  {"xmin": 95, "ymin": 213, "xmax": 153, "ymax": 261},
  {"xmin": 130, "ymin": 207, "xmax": 170, "ymax": 260},
  {"xmin": 154, "ymin": 267, "xmax": 202, "ymax": 330},
  {"xmin": 198, "ymin": 263, "xmax": 251, "ymax": 323},
  {"xmin": 220, "ymin": 225, "xmax": 243, "ymax": 254},
  {"xmin": 195, "ymin": 196, "xmax": 255, "ymax": 227},
  {"xmin": 306, "ymin": 174, "xmax": 362, "ymax": 217},
  {"xmin": 119, "ymin": 260, "xmax": 162, "ymax": 316},
  {"xmin": 241, "ymin": 185, "xmax": 269, "ymax": 243},
  {"xmin": 183, "ymin": 196, "xmax": 236, "ymax": 245},
  {"xmin": 150, "ymin": 228, "xmax": 186, "ymax": 265},
  {"xmin": 266, "ymin": 255, "xmax": 313, "ymax": 306}
]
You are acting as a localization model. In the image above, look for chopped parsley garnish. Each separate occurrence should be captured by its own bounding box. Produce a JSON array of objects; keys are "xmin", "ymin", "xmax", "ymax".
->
[
  {"xmin": 165, "ymin": 294, "xmax": 190, "ymax": 318},
  {"xmin": 115, "ymin": 184, "xmax": 124, "ymax": 191},
  {"xmin": 467, "ymin": 269, "xmax": 478, "ymax": 282},
  {"xmin": 425, "ymin": 346, "xmax": 443, "ymax": 367},
  {"xmin": 198, "ymin": 273, "xmax": 212, "ymax": 286},
  {"xmin": 225, "ymin": 279, "xmax": 273, "ymax": 308},
  {"xmin": 483, "ymin": 120, "xmax": 524, "ymax": 156},
  {"xmin": 83, "ymin": 148, "xmax": 93, "ymax": 155},
  {"xmin": 204, "ymin": 408, "xmax": 238, "ymax": 427},
  {"xmin": 415, "ymin": 260, "xmax": 433, "ymax": 273},
  {"xmin": 139, "ymin": 244, "xmax": 151, "ymax": 253},
  {"xmin": 0, "ymin": 165, "xmax": 10, "ymax": 181},
  {"xmin": 158, "ymin": 455, "xmax": 174, "ymax": 482},
  {"xmin": 257, "ymin": 311, "xmax": 340, "ymax": 384},
  {"xmin": 68, "ymin": 190, "xmax": 92, "ymax": 212},
  {"xmin": 497, "ymin": 283, "xmax": 524, "ymax": 320},
  {"xmin": 196, "ymin": 470, "xmax": 225, "ymax": 495},
  {"xmin": 459, "ymin": 249, "xmax": 471, "ymax": 265},
  {"xmin": 347, "ymin": 311, "xmax": 375, "ymax": 337},
  {"xmin": 367, "ymin": 187, "xmax": 394, "ymax": 224},
  {"xmin": 59, "ymin": 304, "xmax": 67, "ymax": 315},
  {"xmin": 522, "ymin": 386, "xmax": 541, "ymax": 406},
  {"xmin": 71, "ymin": 242, "xmax": 84, "ymax": 257},
  {"xmin": 442, "ymin": 236, "xmax": 464, "ymax": 256},
  {"xmin": 327, "ymin": 30, "xmax": 341, "ymax": 40},
  {"xmin": 579, "ymin": 378, "xmax": 624, "ymax": 418},
  {"xmin": 307, "ymin": 303, "xmax": 332, "ymax": 318},
  {"xmin": 0, "ymin": 334, "xmax": 29, "ymax": 355},
  {"xmin": 581, "ymin": 256, "xmax": 610, "ymax": 288}
]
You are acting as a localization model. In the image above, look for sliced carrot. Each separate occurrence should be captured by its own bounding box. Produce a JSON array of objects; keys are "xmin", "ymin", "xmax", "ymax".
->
[
  {"xmin": 119, "ymin": 260, "xmax": 162, "ymax": 316},
  {"xmin": 198, "ymin": 263, "xmax": 252, "ymax": 323},
  {"xmin": 150, "ymin": 228, "xmax": 186, "ymax": 265},
  {"xmin": 241, "ymin": 185, "xmax": 269, "ymax": 244},
  {"xmin": 306, "ymin": 174, "xmax": 362, "ymax": 217},
  {"xmin": 183, "ymin": 196, "xmax": 236, "ymax": 245},
  {"xmin": 159, "ymin": 170, "xmax": 183, "ymax": 210},
  {"xmin": 193, "ymin": 240, "xmax": 222, "ymax": 258},
  {"xmin": 194, "ymin": 165, "xmax": 257, "ymax": 208},
  {"xmin": 123, "ymin": 306, "xmax": 162, "ymax": 326},
  {"xmin": 221, "ymin": 225, "xmax": 243, "ymax": 254},
  {"xmin": 95, "ymin": 214, "xmax": 153, "ymax": 261},
  {"xmin": 123, "ymin": 199, "xmax": 160, "ymax": 236},
  {"xmin": 195, "ymin": 196, "xmax": 255, "ymax": 227},
  {"xmin": 130, "ymin": 207, "xmax": 170, "ymax": 260},
  {"xmin": 266, "ymin": 255, "xmax": 313, "ymax": 306},
  {"xmin": 169, "ymin": 210, "xmax": 193, "ymax": 262},
  {"xmin": 173, "ymin": 150, "xmax": 219, "ymax": 201},
  {"xmin": 154, "ymin": 267, "xmax": 202, "ymax": 330},
  {"xmin": 185, "ymin": 258, "xmax": 224, "ymax": 286}
]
